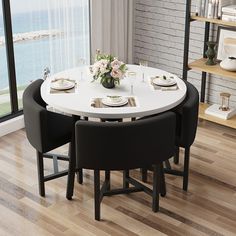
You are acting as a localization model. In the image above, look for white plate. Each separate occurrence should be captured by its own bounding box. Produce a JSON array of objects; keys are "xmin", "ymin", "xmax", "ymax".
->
[
  {"xmin": 51, "ymin": 79, "xmax": 75, "ymax": 90},
  {"xmin": 101, "ymin": 97, "xmax": 128, "ymax": 107},
  {"xmin": 152, "ymin": 77, "xmax": 177, "ymax": 87}
]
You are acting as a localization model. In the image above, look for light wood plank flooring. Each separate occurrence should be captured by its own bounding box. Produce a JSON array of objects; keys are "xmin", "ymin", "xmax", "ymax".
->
[{"xmin": 0, "ymin": 120, "xmax": 235, "ymax": 236}]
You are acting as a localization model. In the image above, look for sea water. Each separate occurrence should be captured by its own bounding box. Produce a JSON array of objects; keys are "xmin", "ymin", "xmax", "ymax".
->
[{"xmin": 0, "ymin": 9, "xmax": 89, "ymax": 90}]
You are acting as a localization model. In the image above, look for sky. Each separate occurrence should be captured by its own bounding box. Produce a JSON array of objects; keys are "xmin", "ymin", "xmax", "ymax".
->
[
  {"xmin": 10, "ymin": 0, "xmax": 49, "ymax": 14},
  {"xmin": 7, "ymin": 0, "xmax": 86, "ymax": 14}
]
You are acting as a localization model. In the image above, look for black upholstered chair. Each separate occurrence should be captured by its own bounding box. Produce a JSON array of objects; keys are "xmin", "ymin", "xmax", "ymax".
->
[
  {"xmin": 170, "ymin": 81, "xmax": 199, "ymax": 191},
  {"xmin": 23, "ymin": 79, "xmax": 73, "ymax": 197},
  {"xmin": 69, "ymin": 112, "xmax": 176, "ymax": 220},
  {"xmin": 142, "ymin": 81, "xmax": 199, "ymax": 191}
]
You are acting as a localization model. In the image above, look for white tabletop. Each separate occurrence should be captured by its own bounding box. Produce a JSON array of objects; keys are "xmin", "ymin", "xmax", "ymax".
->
[{"xmin": 41, "ymin": 65, "xmax": 187, "ymax": 119}]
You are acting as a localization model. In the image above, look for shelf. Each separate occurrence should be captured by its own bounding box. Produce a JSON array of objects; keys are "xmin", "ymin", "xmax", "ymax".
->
[
  {"xmin": 199, "ymin": 103, "xmax": 236, "ymax": 129},
  {"xmin": 188, "ymin": 58, "xmax": 236, "ymax": 80},
  {"xmin": 191, "ymin": 16, "xmax": 236, "ymax": 27}
]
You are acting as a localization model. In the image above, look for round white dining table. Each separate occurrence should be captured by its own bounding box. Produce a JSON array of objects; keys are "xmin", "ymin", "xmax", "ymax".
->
[{"xmin": 41, "ymin": 65, "xmax": 187, "ymax": 119}]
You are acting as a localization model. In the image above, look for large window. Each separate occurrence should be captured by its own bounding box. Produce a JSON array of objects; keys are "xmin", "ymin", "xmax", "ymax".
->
[{"xmin": 0, "ymin": 0, "xmax": 90, "ymax": 120}]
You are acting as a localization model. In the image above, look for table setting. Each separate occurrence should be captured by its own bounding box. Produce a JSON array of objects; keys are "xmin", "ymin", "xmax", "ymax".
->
[
  {"xmin": 149, "ymin": 75, "xmax": 179, "ymax": 91},
  {"xmin": 50, "ymin": 78, "xmax": 78, "ymax": 94},
  {"xmin": 91, "ymin": 95, "xmax": 137, "ymax": 108},
  {"xmin": 41, "ymin": 51, "xmax": 187, "ymax": 119}
]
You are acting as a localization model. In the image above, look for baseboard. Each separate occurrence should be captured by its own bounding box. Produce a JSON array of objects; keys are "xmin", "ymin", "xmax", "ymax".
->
[{"xmin": 0, "ymin": 115, "xmax": 25, "ymax": 137}]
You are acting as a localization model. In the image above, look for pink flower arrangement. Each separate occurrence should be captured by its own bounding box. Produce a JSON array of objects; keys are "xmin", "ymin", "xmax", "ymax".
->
[{"xmin": 90, "ymin": 51, "xmax": 127, "ymax": 87}]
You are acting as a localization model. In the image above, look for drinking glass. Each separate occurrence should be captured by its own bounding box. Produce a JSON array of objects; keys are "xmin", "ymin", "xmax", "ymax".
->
[
  {"xmin": 139, "ymin": 60, "xmax": 148, "ymax": 83},
  {"xmin": 127, "ymin": 71, "xmax": 137, "ymax": 95},
  {"xmin": 77, "ymin": 58, "xmax": 86, "ymax": 81},
  {"xmin": 43, "ymin": 67, "xmax": 51, "ymax": 80}
]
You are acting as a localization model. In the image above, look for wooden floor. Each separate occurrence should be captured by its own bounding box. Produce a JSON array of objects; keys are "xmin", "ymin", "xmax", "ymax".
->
[{"xmin": 0, "ymin": 121, "xmax": 236, "ymax": 236}]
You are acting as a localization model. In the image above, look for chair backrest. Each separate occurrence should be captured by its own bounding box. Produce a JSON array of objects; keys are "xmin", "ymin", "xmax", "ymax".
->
[
  {"xmin": 174, "ymin": 81, "xmax": 199, "ymax": 148},
  {"xmin": 75, "ymin": 112, "xmax": 176, "ymax": 170},
  {"xmin": 23, "ymin": 79, "xmax": 47, "ymax": 152},
  {"xmin": 23, "ymin": 79, "xmax": 72, "ymax": 153}
]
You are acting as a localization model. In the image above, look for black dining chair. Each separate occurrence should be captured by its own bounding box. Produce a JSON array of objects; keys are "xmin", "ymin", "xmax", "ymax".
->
[
  {"xmin": 169, "ymin": 81, "xmax": 199, "ymax": 191},
  {"xmin": 23, "ymin": 79, "xmax": 74, "ymax": 197},
  {"xmin": 142, "ymin": 81, "xmax": 199, "ymax": 191},
  {"xmin": 67, "ymin": 112, "xmax": 176, "ymax": 221}
]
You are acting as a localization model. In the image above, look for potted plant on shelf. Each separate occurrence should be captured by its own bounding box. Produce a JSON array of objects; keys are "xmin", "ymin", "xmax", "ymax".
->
[{"xmin": 90, "ymin": 50, "xmax": 127, "ymax": 89}]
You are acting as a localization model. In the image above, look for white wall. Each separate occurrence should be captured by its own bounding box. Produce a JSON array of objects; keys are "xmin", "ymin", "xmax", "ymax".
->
[{"xmin": 134, "ymin": 0, "xmax": 236, "ymax": 107}]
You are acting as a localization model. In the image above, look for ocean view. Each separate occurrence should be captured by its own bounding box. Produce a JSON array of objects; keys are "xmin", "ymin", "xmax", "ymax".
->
[{"xmin": 0, "ymin": 8, "xmax": 89, "ymax": 90}]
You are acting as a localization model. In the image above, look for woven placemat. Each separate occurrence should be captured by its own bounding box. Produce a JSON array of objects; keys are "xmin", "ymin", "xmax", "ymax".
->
[
  {"xmin": 149, "ymin": 77, "xmax": 179, "ymax": 91},
  {"xmin": 91, "ymin": 97, "xmax": 137, "ymax": 108},
  {"xmin": 50, "ymin": 79, "xmax": 77, "ymax": 94}
]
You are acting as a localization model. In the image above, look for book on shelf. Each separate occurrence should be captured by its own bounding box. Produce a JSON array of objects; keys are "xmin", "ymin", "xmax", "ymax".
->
[
  {"xmin": 218, "ymin": 0, "xmax": 236, "ymax": 18},
  {"xmin": 207, "ymin": 0, "xmax": 219, "ymax": 18},
  {"xmin": 205, "ymin": 104, "xmax": 236, "ymax": 120},
  {"xmin": 214, "ymin": 0, "xmax": 219, "ymax": 18},
  {"xmin": 222, "ymin": 14, "xmax": 236, "ymax": 21},
  {"xmin": 196, "ymin": 0, "xmax": 236, "ymax": 18},
  {"xmin": 218, "ymin": 0, "xmax": 222, "ymax": 17},
  {"xmin": 221, "ymin": 4, "xmax": 236, "ymax": 21},
  {"xmin": 205, "ymin": 0, "xmax": 209, "ymax": 17},
  {"xmin": 196, "ymin": 0, "xmax": 208, "ymax": 16},
  {"xmin": 222, "ymin": 4, "xmax": 236, "ymax": 14},
  {"xmin": 202, "ymin": 0, "xmax": 207, "ymax": 16},
  {"xmin": 196, "ymin": 0, "xmax": 202, "ymax": 16},
  {"xmin": 207, "ymin": 0, "xmax": 213, "ymax": 18}
]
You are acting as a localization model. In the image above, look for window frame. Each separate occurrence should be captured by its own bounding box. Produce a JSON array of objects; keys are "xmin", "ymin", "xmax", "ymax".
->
[{"xmin": 1, "ymin": 0, "xmax": 19, "ymax": 122}]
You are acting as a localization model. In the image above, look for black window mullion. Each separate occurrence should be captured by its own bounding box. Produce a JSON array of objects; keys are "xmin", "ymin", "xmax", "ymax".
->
[{"xmin": 1, "ymin": 0, "xmax": 18, "ymax": 113}]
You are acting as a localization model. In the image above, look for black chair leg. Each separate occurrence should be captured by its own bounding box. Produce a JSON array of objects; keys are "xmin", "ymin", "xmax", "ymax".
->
[
  {"xmin": 94, "ymin": 170, "xmax": 101, "ymax": 221},
  {"xmin": 174, "ymin": 146, "xmax": 180, "ymax": 164},
  {"xmin": 105, "ymin": 170, "xmax": 110, "ymax": 191},
  {"xmin": 152, "ymin": 165, "xmax": 160, "ymax": 212},
  {"xmin": 160, "ymin": 163, "xmax": 166, "ymax": 197},
  {"xmin": 123, "ymin": 170, "xmax": 129, "ymax": 188},
  {"xmin": 183, "ymin": 147, "xmax": 190, "ymax": 191},
  {"xmin": 141, "ymin": 168, "xmax": 148, "ymax": 182},
  {"xmin": 71, "ymin": 138, "xmax": 83, "ymax": 185},
  {"xmin": 66, "ymin": 142, "xmax": 76, "ymax": 200},
  {"xmin": 77, "ymin": 169, "xmax": 83, "ymax": 184},
  {"xmin": 164, "ymin": 160, "xmax": 171, "ymax": 170},
  {"xmin": 36, "ymin": 151, "xmax": 45, "ymax": 197},
  {"xmin": 67, "ymin": 115, "xmax": 81, "ymax": 199},
  {"xmin": 52, "ymin": 155, "xmax": 59, "ymax": 173}
]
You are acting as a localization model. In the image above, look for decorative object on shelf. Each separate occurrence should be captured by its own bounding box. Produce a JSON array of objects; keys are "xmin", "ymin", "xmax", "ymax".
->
[
  {"xmin": 217, "ymin": 26, "xmax": 236, "ymax": 61},
  {"xmin": 220, "ymin": 56, "xmax": 236, "ymax": 71},
  {"xmin": 205, "ymin": 41, "xmax": 217, "ymax": 65},
  {"xmin": 90, "ymin": 50, "xmax": 127, "ymax": 89},
  {"xmin": 205, "ymin": 103, "xmax": 236, "ymax": 119},
  {"xmin": 205, "ymin": 92, "xmax": 236, "ymax": 120},
  {"xmin": 184, "ymin": 0, "xmax": 236, "ymax": 128},
  {"xmin": 219, "ymin": 92, "xmax": 231, "ymax": 111}
]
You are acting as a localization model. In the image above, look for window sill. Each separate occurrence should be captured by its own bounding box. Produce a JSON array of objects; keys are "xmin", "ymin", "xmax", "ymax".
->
[{"xmin": 0, "ymin": 115, "xmax": 24, "ymax": 137}]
